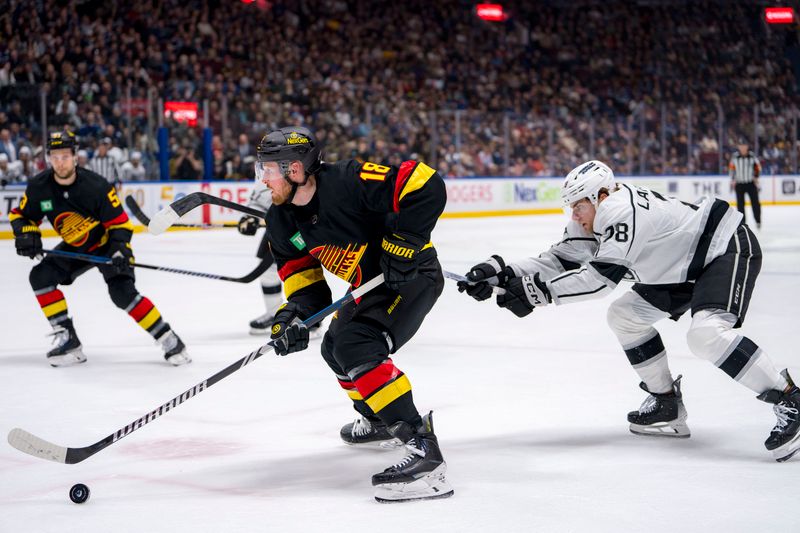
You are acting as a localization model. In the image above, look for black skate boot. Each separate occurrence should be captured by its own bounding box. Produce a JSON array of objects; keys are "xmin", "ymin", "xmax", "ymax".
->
[
  {"xmin": 340, "ymin": 415, "xmax": 398, "ymax": 446},
  {"xmin": 757, "ymin": 369, "xmax": 800, "ymax": 462},
  {"xmin": 372, "ymin": 412, "xmax": 454, "ymax": 503},
  {"xmin": 46, "ymin": 318, "xmax": 86, "ymax": 367},
  {"xmin": 159, "ymin": 330, "xmax": 191, "ymax": 366},
  {"xmin": 249, "ymin": 312, "xmax": 274, "ymax": 335},
  {"xmin": 628, "ymin": 375, "xmax": 690, "ymax": 438}
]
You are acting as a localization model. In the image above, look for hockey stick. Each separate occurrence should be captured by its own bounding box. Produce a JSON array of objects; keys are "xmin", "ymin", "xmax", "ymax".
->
[
  {"xmin": 149, "ymin": 192, "xmax": 265, "ymax": 235},
  {"xmin": 125, "ymin": 195, "xmax": 260, "ymax": 230},
  {"xmin": 443, "ymin": 269, "xmax": 506, "ymax": 295},
  {"xmin": 41, "ymin": 248, "xmax": 270, "ymax": 284},
  {"xmin": 8, "ymin": 274, "xmax": 385, "ymax": 464}
]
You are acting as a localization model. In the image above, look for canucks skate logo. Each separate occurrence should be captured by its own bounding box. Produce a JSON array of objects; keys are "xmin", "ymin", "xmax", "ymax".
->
[
  {"xmin": 54, "ymin": 211, "xmax": 100, "ymax": 246},
  {"xmin": 310, "ymin": 243, "xmax": 366, "ymax": 284}
]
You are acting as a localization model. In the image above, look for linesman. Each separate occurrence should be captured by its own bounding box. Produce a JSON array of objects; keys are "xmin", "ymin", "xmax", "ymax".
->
[{"xmin": 729, "ymin": 139, "xmax": 762, "ymax": 229}]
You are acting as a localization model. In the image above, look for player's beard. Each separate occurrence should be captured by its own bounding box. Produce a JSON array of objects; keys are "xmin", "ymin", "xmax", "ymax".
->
[{"xmin": 54, "ymin": 165, "xmax": 77, "ymax": 184}]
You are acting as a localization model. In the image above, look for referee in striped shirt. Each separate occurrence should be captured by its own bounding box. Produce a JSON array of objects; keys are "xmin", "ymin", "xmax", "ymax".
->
[
  {"xmin": 89, "ymin": 137, "xmax": 122, "ymax": 188},
  {"xmin": 729, "ymin": 139, "xmax": 761, "ymax": 229}
]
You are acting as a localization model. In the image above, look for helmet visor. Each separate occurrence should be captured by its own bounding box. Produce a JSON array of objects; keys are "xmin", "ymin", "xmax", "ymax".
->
[{"xmin": 254, "ymin": 161, "xmax": 283, "ymax": 184}]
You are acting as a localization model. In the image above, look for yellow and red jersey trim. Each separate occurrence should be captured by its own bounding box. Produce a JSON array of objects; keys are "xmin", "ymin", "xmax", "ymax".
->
[
  {"xmin": 278, "ymin": 255, "xmax": 325, "ymax": 298},
  {"xmin": 103, "ymin": 212, "xmax": 134, "ymax": 232},
  {"xmin": 354, "ymin": 359, "xmax": 412, "ymax": 414},
  {"xmin": 392, "ymin": 160, "xmax": 436, "ymax": 212}
]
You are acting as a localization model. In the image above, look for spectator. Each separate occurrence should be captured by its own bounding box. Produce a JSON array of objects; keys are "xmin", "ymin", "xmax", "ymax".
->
[
  {"xmin": 76, "ymin": 149, "xmax": 90, "ymax": 168},
  {"xmin": 0, "ymin": 153, "xmax": 19, "ymax": 186},
  {"xmin": 0, "ymin": 129, "xmax": 17, "ymax": 161},
  {"xmin": 170, "ymin": 143, "xmax": 202, "ymax": 180},
  {"xmin": 120, "ymin": 151, "xmax": 147, "ymax": 181},
  {"xmin": 14, "ymin": 146, "xmax": 35, "ymax": 182}
]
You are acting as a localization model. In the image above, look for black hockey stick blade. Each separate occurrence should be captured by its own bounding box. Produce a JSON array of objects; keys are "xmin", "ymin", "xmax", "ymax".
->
[
  {"xmin": 7, "ymin": 274, "xmax": 385, "ymax": 464},
  {"xmin": 126, "ymin": 195, "xmax": 250, "ymax": 230}
]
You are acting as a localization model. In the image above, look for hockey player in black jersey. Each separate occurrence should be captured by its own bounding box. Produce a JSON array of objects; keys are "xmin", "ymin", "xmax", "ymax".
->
[
  {"xmin": 10, "ymin": 131, "xmax": 190, "ymax": 367},
  {"xmin": 460, "ymin": 160, "xmax": 800, "ymax": 462},
  {"xmin": 256, "ymin": 127, "xmax": 452, "ymax": 502}
]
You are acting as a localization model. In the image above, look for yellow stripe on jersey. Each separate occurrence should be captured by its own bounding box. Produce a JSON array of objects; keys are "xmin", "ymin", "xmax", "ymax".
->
[
  {"xmin": 283, "ymin": 267, "xmax": 325, "ymax": 298},
  {"xmin": 107, "ymin": 221, "xmax": 135, "ymax": 232},
  {"xmin": 364, "ymin": 374, "xmax": 412, "ymax": 414},
  {"xmin": 398, "ymin": 162, "xmax": 436, "ymax": 203}
]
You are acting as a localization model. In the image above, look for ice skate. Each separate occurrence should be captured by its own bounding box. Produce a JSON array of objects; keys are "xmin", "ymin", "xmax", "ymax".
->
[
  {"xmin": 372, "ymin": 412, "xmax": 454, "ymax": 503},
  {"xmin": 46, "ymin": 319, "xmax": 86, "ymax": 367},
  {"xmin": 340, "ymin": 415, "xmax": 399, "ymax": 447},
  {"xmin": 159, "ymin": 330, "xmax": 191, "ymax": 366},
  {"xmin": 758, "ymin": 370, "xmax": 800, "ymax": 462},
  {"xmin": 628, "ymin": 375, "xmax": 690, "ymax": 438},
  {"xmin": 249, "ymin": 312, "xmax": 275, "ymax": 335}
]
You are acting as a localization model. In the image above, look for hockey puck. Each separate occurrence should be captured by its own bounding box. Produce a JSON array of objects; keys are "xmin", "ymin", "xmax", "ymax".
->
[{"xmin": 69, "ymin": 483, "xmax": 90, "ymax": 504}]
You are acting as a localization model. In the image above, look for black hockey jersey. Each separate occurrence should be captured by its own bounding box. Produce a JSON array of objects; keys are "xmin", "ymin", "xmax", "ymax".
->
[
  {"xmin": 9, "ymin": 167, "xmax": 134, "ymax": 252},
  {"xmin": 267, "ymin": 159, "xmax": 446, "ymax": 317}
]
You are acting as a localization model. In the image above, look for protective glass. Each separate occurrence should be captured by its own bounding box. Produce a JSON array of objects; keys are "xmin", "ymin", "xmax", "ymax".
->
[{"xmin": 254, "ymin": 161, "xmax": 282, "ymax": 184}]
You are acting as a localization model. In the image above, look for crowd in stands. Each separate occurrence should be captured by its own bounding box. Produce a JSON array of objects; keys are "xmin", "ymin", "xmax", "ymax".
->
[{"xmin": 1, "ymin": 0, "xmax": 798, "ymax": 183}]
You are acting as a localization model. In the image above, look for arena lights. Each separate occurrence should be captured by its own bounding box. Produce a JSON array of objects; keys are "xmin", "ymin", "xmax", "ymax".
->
[
  {"xmin": 476, "ymin": 4, "xmax": 507, "ymax": 22},
  {"xmin": 765, "ymin": 7, "xmax": 795, "ymax": 24},
  {"xmin": 164, "ymin": 101, "xmax": 199, "ymax": 127}
]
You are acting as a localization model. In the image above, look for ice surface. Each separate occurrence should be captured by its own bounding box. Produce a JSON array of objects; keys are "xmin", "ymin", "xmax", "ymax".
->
[{"xmin": 1, "ymin": 206, "xmax": 799, "ymax": 533}]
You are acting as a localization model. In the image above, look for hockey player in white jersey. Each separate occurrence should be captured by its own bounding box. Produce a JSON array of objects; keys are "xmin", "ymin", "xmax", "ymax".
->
[
  {"xmin": 237, "ymin": 185, "xmax": 284, "ymax": 334},
  {"xmin": 459, "ymin": 160, "xmax": 800, "ymax": 462}
]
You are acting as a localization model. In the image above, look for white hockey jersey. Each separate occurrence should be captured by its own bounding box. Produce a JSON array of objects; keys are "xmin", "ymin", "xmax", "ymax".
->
[
  {"xmin": 248, "ymin": 184, "xmax": 273, "ymax": 213},
  {"xmin": 516, "ymin": 184, "xmax": 743, "ymax": 305}
]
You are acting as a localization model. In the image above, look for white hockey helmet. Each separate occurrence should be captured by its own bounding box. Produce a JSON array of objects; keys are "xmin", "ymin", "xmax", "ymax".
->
[{"xmin": 560, "ymin": 160, "xmax": 615, "ymax": 207}]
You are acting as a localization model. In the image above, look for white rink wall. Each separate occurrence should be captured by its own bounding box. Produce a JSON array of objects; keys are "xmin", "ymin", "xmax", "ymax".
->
[{"xmin": 2, "ymin": 175, "xmax": 800, "ymax": 234}]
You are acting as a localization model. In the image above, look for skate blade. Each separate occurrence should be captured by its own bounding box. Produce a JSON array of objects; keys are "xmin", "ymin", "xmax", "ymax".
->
[
  {"xmin": 166, "ymin": 352, "xmax": 192, "ymax": 366},
  {"xmin": 342, "ymin": 438, "xmax": 402, "ymax": 449},
  {"xmin": 630, "ymin": 422, "xmax": 691, "ymax": 438},
  {"xmin": 772, "ymin": 433, "xmax": 800, "ymax": 462},
  {"xmin": 47, "ymin": 350, "xmax": 87, "ymax": 367},
  {"xmin": 249, "ymin": 328, "xmax": 270, "ymax": 336},
  {"xmin": 374, "ymin": 464, "xmax": 453, "ymax": 503}
]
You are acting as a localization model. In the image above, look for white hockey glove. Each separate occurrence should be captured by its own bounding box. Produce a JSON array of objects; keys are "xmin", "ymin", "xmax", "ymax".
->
[{"xmin": 496, "ymin": 273, "xmax": 551, "ymax": 317}]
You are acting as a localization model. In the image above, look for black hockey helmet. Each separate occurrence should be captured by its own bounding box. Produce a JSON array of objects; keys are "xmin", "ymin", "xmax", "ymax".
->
[
  {"xmin": 256, "ymin": 127, "xmax": 321, "ymax": 176},
  {"xmin": 47, "ymin": 130, "xmax": 77, "ymax": 153}
]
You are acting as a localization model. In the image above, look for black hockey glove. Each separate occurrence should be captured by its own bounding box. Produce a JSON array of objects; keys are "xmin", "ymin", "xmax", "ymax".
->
[
  {"xmin": 457, "ymin": 255, "xmax": 514, "ymax": 301},
  {"xmin": 380, "ymin": 233, "xmax": 423, "ymax": 291},
  {"xmin": 270, "ymin": 302, "xmax": 310, "ymax": 356},
  {"xmin": 238, "ymin": 215, "xmax": 260, "ymax": 236},
  {"xmin": 15, "ymin": 225, "xmax": 42, "ymax": 259},
  {"xmin": 496, "ymin": 273, "xmax": 551, "ymax": 317},
  {"xmin": 108, "ymin": 241, "xmax": 134, "ymax": 275}
]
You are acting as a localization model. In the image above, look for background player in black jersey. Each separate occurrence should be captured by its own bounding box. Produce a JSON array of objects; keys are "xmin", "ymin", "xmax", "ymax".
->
[
  {"xmin": 255, "ymin": 127, "xmax": 452, "ymax": 502},
  {"xmin": 459, "ymin": 160, "xmax": 800, "ymax": 462},
  {"xmin": 9, "ymin": 131, "xmax": 190, "ymax": 367}
]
